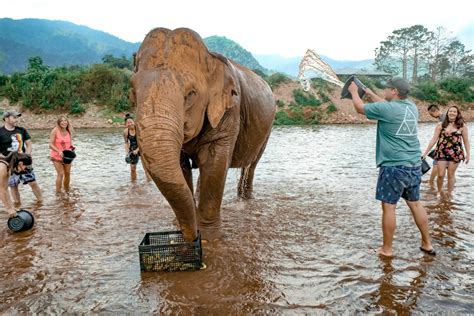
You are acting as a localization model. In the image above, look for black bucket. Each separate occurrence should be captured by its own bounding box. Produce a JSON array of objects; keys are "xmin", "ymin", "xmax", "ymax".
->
[
  {"xmin": 341, "ymin": 75, "xmax": 367, "ymax": 99},
  {"xmin": 8, "ymin": 209, "xmax": 35, "ymax": 232},
  {"xmin": 62, "ymin": 150, "xmax": 76, "ymax": 164},
  {"xmin": 125, "ymin": 152, "xmax": 139, "ymax": 164}
]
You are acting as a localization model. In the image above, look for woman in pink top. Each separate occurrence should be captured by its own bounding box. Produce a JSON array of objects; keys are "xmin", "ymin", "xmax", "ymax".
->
[{"xmin": 49, "ymin": 116, "xmax": 74, "ymax": 192}]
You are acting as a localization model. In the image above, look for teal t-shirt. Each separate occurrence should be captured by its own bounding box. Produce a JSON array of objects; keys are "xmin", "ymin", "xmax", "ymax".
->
[{"xmin": 364, "ymin": 99, "xmax": 422, "ymax": 167}]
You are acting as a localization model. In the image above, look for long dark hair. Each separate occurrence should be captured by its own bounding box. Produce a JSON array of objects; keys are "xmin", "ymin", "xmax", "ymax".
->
[
  {"xmin": 442, "ymin": 105, "xmax": 464, "ymax": 129},
  {"xmin": 4, "ymin": 152, "xmax": 32, "ymax": 175}
]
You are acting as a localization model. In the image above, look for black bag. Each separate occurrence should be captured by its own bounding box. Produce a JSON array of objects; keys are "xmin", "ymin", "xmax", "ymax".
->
[
  {"xmin": 428, "ymin": 149, "xmax": 436, "ymax": 159},
  {"xmin": 421, "ymin": 159, "xmax": 431, "ymax": 175}
]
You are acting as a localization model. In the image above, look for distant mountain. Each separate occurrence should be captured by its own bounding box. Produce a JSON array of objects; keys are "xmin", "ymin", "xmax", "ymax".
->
[
  {"xmin": 255, "ymin": 54, "xmax": 375, "ymax": 77},
  {"xmin": 204, "ymin": 36, "xmax": 266, "ymax": 72},
  {"xmin": 0, "ymin": 18, "xmax": 268, "ymax": 74},
  {"xmin": 0, "ymin": 18, "xmax": 140, "ymax": 74},
  {"xmin": 0, "ymin": 18, "xmax": 373, "ymax": 77}
]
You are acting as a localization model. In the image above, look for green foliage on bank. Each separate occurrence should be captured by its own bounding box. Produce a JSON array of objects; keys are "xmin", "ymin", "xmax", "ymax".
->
[
  {"xmin": 293, "ymin": 89, "xmax": 321, "ymax": 107},
  {"xmin": 260, "ymin": 72, "xmax": 292, "ymax": 90},
  {"xmin": 0, "ymin": 56, "xmax": 132, "ymax": 114},
  {"xmin": 411, "ymin": 77, "xmax": 474, "ymax": 104}
]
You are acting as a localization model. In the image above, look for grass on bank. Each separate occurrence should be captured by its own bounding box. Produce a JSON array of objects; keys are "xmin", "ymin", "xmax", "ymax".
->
[{"xmin": 1, "ymin": 56, "xmax": 472, "ymax": 126}]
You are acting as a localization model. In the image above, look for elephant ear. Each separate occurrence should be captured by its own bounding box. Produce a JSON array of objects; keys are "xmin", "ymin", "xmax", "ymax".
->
[{"xmin": 207, "ymin": 53, "xmax": 239, "ymax": 129}]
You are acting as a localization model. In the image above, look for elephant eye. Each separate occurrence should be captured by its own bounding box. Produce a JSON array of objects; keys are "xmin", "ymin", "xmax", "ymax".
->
[{"xmin": 185, "ymin": 90, "xmax": 197, "ymax": 106}]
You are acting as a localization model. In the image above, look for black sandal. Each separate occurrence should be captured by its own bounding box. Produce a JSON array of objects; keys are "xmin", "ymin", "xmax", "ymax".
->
[{"xmin": 420, "ymin": 247, "xmax": 436, "ymax": 256}]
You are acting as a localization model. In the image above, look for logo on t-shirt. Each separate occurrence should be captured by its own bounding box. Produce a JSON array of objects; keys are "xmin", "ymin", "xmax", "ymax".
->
[
  {"xmin": 8, "ymin": 134, "xmax": 24, "ymax": 153},
  {"xmin": 396, "ymin": 106, "xmax": 417, "ymax": 136}
]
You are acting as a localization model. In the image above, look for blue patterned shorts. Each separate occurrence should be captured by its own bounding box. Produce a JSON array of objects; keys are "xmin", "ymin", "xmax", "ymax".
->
[
  {"xmin": 9, "ymin": 169, "xmax": 37, "ymax": 187},
  {"xmin": 376, "ymin": 165, "xmax": 422, "ymax": 204}
]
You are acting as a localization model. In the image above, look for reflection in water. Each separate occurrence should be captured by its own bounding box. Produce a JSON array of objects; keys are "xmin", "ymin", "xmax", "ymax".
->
[{"xmin": 0, "ymin": 126, "xmax": 472, "ymax": 313}]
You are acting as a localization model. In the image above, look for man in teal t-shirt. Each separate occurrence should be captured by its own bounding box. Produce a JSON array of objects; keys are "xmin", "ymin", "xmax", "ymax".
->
[{"xmin": 348, "ymin": 77, "xmax": 435, "ymax": 257}]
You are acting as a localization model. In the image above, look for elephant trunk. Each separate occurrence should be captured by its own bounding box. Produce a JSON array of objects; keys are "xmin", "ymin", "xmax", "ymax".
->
[{"xmin": 136, "ymin": 99, "xmax": 197, "ymax": 242}]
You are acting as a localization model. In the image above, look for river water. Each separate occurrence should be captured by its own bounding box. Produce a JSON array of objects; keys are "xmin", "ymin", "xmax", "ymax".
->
[{"xmin": 0, "ymin": 124, "xmax": 472, "ymax": 314}]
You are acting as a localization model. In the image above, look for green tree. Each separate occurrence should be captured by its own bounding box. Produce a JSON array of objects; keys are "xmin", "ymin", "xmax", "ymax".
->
[
  {"xmin": 102, "ymin": 54, "xmax": 133, "ymax": 70},
  {"xmin": 375, "ymin": 28, "xmax": 412, "ymax": 78},
  {"xmin": 425, "ymin": 26, "xmax": 452, "ymax": 81},
  {"xmin": 265, "ymin": 72, "xmax": 291, "ymax": 90},
  {"xmin": 407, "ymin": 25, "xmax": 431, "ymax": 82},
  {"xmin": 443, "ymin": 41, "xmax": 472, "ymax": 77},
  {"xmin": 375, "ymin": 25, "xmax": 431, "ymax": 81}
]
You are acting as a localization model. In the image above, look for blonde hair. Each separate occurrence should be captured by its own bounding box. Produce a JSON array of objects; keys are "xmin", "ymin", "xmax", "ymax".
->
[{"xmin": 56, "ymin": 116, "xmax": 73, "ymax": 135}]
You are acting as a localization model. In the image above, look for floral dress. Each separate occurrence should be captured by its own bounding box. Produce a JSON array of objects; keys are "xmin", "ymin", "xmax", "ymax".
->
[{"xmin": 433, "ymin": 127, "xmax": 465, "ymax": 162}]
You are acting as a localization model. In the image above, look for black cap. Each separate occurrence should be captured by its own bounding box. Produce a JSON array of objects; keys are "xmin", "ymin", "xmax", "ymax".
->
[{"xmin": 385, "ymin": 77, "xmax": 410, "ymax": 95}]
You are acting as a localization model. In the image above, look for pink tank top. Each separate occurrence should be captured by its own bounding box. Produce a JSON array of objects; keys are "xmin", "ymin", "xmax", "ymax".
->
[{"xmin": 50, "ymin": 129, "xmax": 72, "ymax": 161}]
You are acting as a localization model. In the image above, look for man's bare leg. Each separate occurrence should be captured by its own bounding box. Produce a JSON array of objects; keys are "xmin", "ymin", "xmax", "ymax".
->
[
  {"xmin": 405, "ymin": 200, "xmax": 434, "ymax": 252},
  {"xmin": 379, "ymin": 202, "xmax": 397, "ymax": 257}
]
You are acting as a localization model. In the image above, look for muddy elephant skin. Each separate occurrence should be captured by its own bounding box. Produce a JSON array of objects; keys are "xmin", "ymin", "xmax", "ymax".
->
[{"xmin": 131, "ymin": 28, "xmax": 276, "ymax": 241}]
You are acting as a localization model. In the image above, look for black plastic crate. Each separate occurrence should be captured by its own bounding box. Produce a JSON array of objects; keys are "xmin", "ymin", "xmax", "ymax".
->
[{"xmin": 139, "ymin": 230, "xmax": 202, "ymax": 272}]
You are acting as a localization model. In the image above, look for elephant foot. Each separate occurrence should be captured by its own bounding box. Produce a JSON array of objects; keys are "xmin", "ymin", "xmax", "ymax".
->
[
  {"xmin": 198, "ymin": 225, "xmax": 223, "ymax": 242},
  {"xmin": 238, "ymin": 190, "xmax": 254, "ymax": 199},
  {"xmin": 172, "ymin": 217, "xmax": 179, "ymax": 227}
]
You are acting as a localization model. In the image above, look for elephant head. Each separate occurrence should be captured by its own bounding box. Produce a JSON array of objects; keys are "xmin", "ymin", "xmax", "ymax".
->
[{"xmin": 131, "ymin": 28, "xmax": 240, "ymax": 241}]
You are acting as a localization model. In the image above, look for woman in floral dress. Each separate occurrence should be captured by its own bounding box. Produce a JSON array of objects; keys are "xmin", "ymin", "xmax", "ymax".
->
[
  {"xmin": 423, "ymin": 105, "xmax": 470, "ymax": 192},
  {"xmin": 423, "ymin": 105, "xmax": 471, "ymax": 192}
]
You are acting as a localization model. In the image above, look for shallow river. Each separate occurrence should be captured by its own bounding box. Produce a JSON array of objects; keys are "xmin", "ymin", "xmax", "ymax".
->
[{"xmin": 1, "ymin": 124, "xmax": 472, "ymax": 314}]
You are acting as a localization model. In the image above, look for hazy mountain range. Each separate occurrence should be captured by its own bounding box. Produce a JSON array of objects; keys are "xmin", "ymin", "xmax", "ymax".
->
[{"xmin": 0, "ymin": 18, "xmax": 374, "ymax": 76}]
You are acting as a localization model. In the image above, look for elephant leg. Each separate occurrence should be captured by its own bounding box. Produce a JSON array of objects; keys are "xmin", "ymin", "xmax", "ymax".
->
[
  {"xmin": 195, "ymin": 174, "xmax": 201, "ymax": 203},
  {"xmin": 238, "ymin": 165, "xmax": 254, "ymax": 199},
  {"xmin": 196, "ymin": 147, "xmax": 229, "ymax": 241},
  {"xmin": 180, "ymin": 152, "xmax": 194, "ymax": 198},
  {"xmin": 176, "ymin": 154, "xmax": 196, "ymax": 228},
  {"xmin": 181, "ymin": 166, "xmax": 194, "ymax": 198},
  {"xmin": 238, "ymin": 136, "xmax": 270, "ymax": 199}
]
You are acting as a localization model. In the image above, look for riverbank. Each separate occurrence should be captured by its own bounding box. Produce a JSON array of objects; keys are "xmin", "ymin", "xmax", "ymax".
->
[
  {"xmin": 2, "ymin": 91, "xmax": 474, "ymax": 129},
  {"xmin": 273, "ymin": 81, "xmax": 474, "ymax": 124},
  {"xmin": 1, "ymin": 99, "xmax": 124, "ymax": 129}
]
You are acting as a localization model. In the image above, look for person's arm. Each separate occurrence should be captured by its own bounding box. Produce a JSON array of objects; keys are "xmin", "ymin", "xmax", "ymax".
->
[
  {"xmin": 49, "ymin": 127, "xmax": 63, "ymax": 157},
  {"xmin": 364, "ymin": 87, "xmax": 384, "ymax": 103},
  {"xmin": 0, "ymin": 164, "xmax": 16, "ymax": 218},
  {"xmin": 23, "ymin": 128, "xmax": 32, "ymax": 155},
  {"xmin": 422, "ymin": 123, "xmax": 442, "ymax": 158},
  {"xmin": 462, "ymin": 125, "xmax": 470, "ymax": 164},
  {"xmin": 24, "ymin": 139, "xmax": 33, "ymax": 155},
  {"xmin": 123, "ymin": 129, "xmax": 130, "ymax": 153},
  {"xmin": 348, "ymin": 82, "xmax": 365, "ymax": 115},
  {"xmin": 69, "ymin": 131, "xmax": 74, "ymax": 150}
]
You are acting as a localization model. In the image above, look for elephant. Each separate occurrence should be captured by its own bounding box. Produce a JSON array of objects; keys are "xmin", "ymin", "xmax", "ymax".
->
[{"xmin": 131, "ymin": 28, "xmax": 276, "ymax": 242}]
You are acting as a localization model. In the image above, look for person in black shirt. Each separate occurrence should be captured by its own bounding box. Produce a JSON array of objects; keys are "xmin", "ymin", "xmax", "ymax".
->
[
  {"xmin": 0, "ymin": 110, "xmax": 42, "ymax": 204},
  {"xmin": 123, "ymin": 114, "xmax": 140, "ymax": 181}
]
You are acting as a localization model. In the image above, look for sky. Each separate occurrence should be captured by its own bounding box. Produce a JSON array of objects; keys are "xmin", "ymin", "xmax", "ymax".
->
[{"xmin": 2, "ymin": 0, "xmax": 473, "ymax": 61}]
